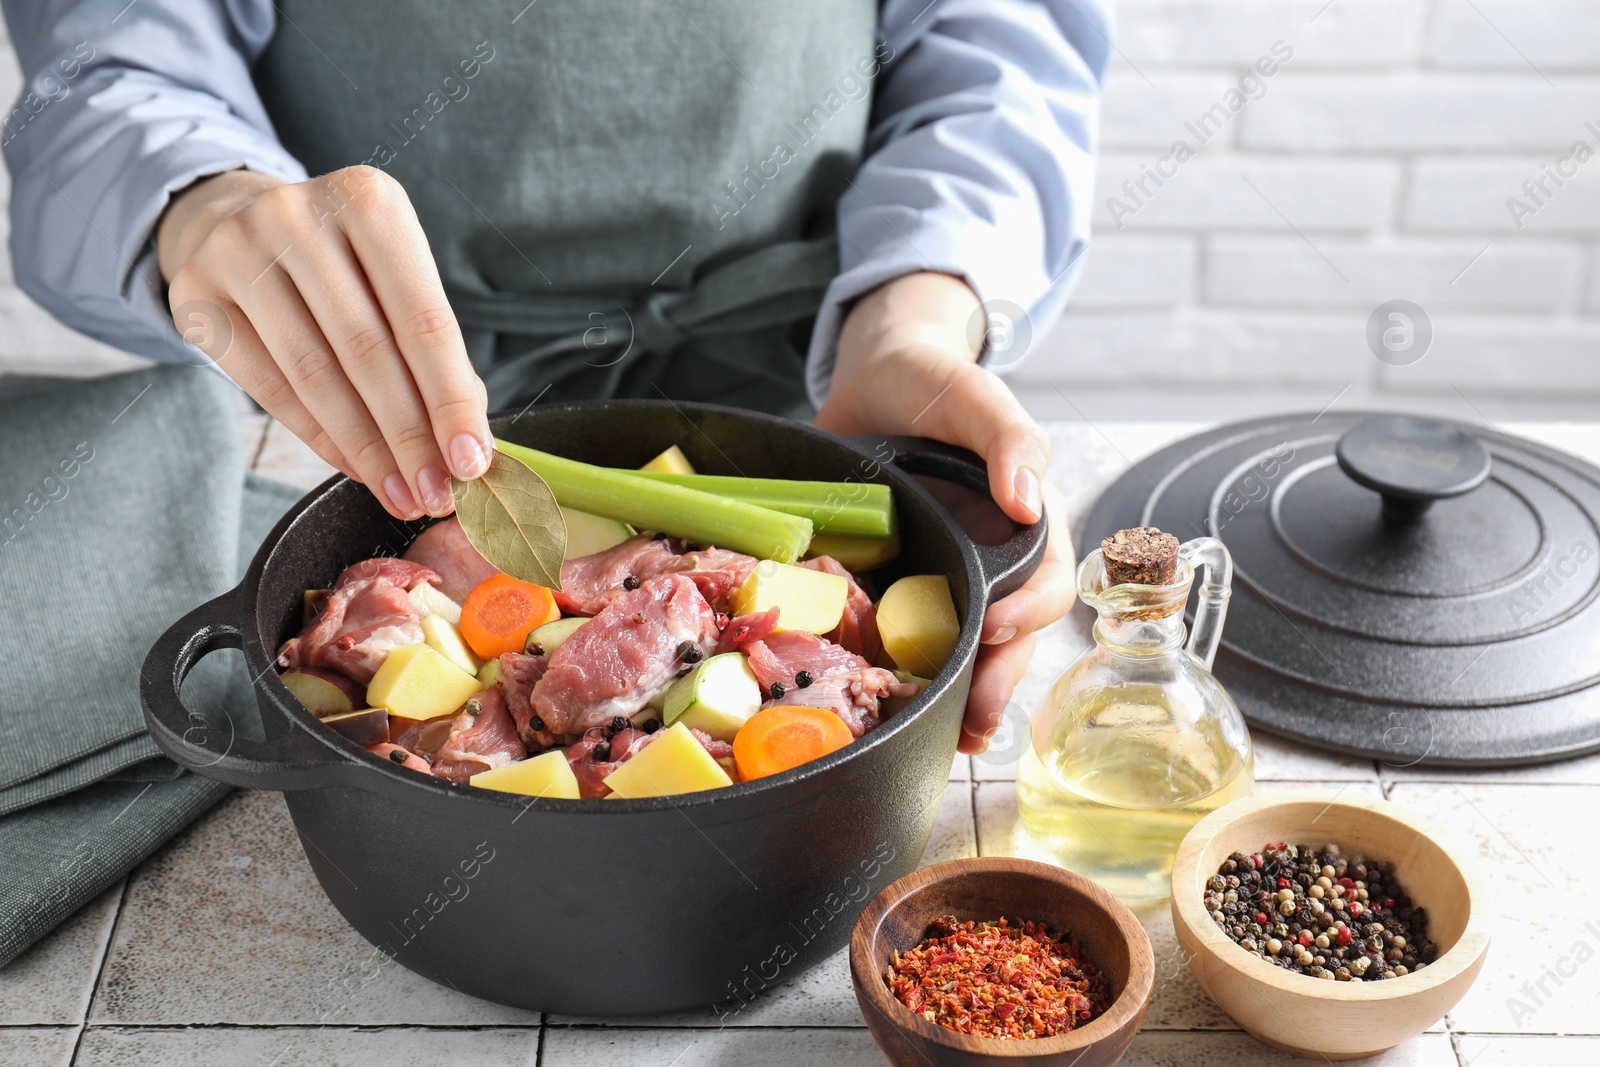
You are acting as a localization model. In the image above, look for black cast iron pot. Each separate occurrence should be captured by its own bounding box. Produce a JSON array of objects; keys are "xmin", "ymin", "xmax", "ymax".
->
[{"xmin": 139, "ymin": 401, "xmax": 1045, "ymax": 1015}]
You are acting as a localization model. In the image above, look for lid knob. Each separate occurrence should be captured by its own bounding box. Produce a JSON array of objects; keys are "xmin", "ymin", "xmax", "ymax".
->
[{"xmin": 1335, "ymin": 416, "xmax": 1491, "ymax": 522}]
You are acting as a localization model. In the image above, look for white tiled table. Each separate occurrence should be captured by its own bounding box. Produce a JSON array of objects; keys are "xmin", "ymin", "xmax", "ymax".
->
[{"xmin": 4, "ymin": 418, "xmax": 1598, "ymax": 1067}]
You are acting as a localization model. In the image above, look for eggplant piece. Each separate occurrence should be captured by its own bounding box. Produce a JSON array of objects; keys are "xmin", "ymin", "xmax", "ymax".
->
[
  {"xmin": 281, "ymin": 668, "xmax": 363, "ymax": 717},
  {"xmin": 320, "ymin": 706, "xmax": 390, "ymax": 746}
]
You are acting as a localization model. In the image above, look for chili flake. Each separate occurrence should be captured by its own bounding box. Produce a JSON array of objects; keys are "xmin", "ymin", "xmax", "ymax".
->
[{"xmin": 885, "ymin": 915, "xmax": 1109, "ymax": 1040}]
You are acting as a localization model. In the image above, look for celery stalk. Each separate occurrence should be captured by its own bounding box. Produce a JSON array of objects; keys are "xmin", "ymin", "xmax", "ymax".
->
[
  {"xmin": 630, "ymin": 472, "xmax": 896, "ymax": 537},
  {"xmin": 495, "ymin": 440, "xmax": 813, "ymax": 563}
]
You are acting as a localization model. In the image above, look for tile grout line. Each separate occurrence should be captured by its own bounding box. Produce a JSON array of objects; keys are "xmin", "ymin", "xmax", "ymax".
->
[
  {"xmin": 968, "ymin": 773, "xmax": 980, "ymax": 858},
  {"xmin": 1382, "ymin": 780, "xmax": 1593, "ymax": 790},
  {"xmin": 68, "ymin": 876, "xmax": 132, "ymax": 1066},
  {"xmin": 27, "ymin": 1021, "xmax": 1588, "ymax": 1036}
]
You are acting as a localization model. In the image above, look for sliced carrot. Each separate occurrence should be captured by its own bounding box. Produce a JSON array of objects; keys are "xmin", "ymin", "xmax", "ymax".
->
[
  {"xmin": 732, "ymin": 705, "xmax": 854, "ymax": 780},
  {"xmin": 459, "ymin": 573, "xmax": 560, "ymax": 659}
]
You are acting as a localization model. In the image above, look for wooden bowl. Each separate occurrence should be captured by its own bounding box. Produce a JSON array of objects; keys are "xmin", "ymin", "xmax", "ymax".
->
[
  {"xmin": 850, "ymin": 857, "xmax": 1154, "ymax": 1066},
  {"xmin": 1170, "ymin": 791, "xmax": 1491, "ymax": 1060}
]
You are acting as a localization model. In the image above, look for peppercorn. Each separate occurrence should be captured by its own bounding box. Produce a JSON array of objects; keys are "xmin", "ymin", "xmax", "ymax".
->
[
  {"xmin": 608, "ymin": 716, "xmax": 629, "ymax": 736},
  {"xmin": 388, "ymin": 749, "xmax": 409, "ymax": 764},
  {"xmin": 1201, "ymin": 839, "xmax": 1436, "ymax": 983},
  {"xmin": 795, "ymin": 670, "xmax": 813, "ymax": 688},
  {"xmin": 529, "ymin": 714, "xmax": 545, "ymax": 732},
  {"xmin": 593, "ymin": 741, "xmax": 611, "ymax": 761},
  {"xmin": 677, "ymin": 641, "xmax": 704, "ymax": 664},
  {"xmin": 769, "ymin": 682, "xmax": 786, "ymax": 700},
  {"xmin": 622, "ymin": 575, "xmax": 641, "ymax": 590},
  {"xmin": 642, "ymin": 719, "xmax": 660, "ymax": 734},
  {"xmin": 525, "ymin": 639, "xmax": 544, "ymax": 657}
]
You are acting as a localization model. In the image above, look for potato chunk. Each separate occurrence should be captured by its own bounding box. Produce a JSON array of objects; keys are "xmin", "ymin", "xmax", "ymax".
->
[
  {"xmin": 471, "ymin": 749, "xmax": 581, "ymax": 799},
  {"xmin": 804, "ymin": 532, "xmax": 900, "ymax": 572},
  {"xmin": 365, "ymin": 643, "xmax": 482, "ymax": 721},
  {"xmin": 638, "ymin": 444, "xmax": 696, "ymax": 475},
  {"xmin": 421, "ymin": 614, "xmax": 481, "ymax": 676},
  {"xmin": 407, "ymin": 582, "xmax": 463, "ymax": 625},
  {"xmin": 603, "ymin": 722, "xmax": 733, "ymax": 798},
  {"xmin": 729, "ymin": 560, "xmax": 847, "ymax": 635},
  {"xmin": 877, "ymin": 574, "xmax": 959, "ymax": 677}
]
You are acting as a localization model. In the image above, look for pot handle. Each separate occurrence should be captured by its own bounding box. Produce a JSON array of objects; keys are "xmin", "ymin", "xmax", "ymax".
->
[
  {"xmin": 863, "ymin": 435, "xmax": 1049, "ymax": 604},
  {"xmin": 140, "ymin": 588, "xmax": 359, "ymax": 791}
]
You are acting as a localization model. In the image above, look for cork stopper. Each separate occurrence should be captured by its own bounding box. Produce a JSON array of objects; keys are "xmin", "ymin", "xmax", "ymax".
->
[{"xmin": 1101, "ymin": 527, "xmax": 1180, "ymax": 587}]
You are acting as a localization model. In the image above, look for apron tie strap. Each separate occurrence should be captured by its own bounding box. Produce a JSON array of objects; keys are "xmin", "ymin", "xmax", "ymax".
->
[
  {"xmin": 635, "ymin": 290, "xmax": 688, "ymax": 355},
  {"xmin": 448, "ymin": 236, "xmax": 838, "ymax": 406}
]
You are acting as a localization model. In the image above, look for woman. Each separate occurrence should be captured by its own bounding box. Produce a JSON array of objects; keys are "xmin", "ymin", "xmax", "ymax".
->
[{"xmin": 3, "ymin": 0, "xmax": 1107, "ymax": 753}]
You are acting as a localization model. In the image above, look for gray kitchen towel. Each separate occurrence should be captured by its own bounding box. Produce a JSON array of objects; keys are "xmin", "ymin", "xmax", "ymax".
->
[{"xmin": 0, "ymin": 364, "xmax": 299, "ymax": 965}]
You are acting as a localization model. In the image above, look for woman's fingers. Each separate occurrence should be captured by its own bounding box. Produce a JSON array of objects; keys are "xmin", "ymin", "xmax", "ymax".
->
[
  {"xmin": 159, "ymin": 167, "xmax": 490, "ymax": 521},
  {"xmin": 225, "ymin": 266, "xmax": 420, "ymax": 519},
  {"xmin": 904, "ymin": 358, "xmax": 1051, "ymax": 526},
  {"xmin": 197, "ymin": 298, "xmax": 420, "ymax": 514},
  {"xmin": 332, "ymin": 168, "xmax": 492, "ymax": 481},
  {"xmin": 981, "ymin": 482, "xmax": 1076, "ymax": 644},
  {"xmin": 960, "ymin": 633, "xmax": 1036, "ymax": 755},
  {"xmin": 273, "ymin": 225, "xmax": 451, "ymax": 516}
]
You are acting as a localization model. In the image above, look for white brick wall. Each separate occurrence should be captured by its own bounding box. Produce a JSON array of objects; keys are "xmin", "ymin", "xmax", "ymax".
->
[{"xmin": 1025, "ymin": 0, "xmax": 1600, "ymax": 420}]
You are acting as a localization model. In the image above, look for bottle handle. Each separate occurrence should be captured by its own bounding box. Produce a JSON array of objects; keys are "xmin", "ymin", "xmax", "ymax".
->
[{"xmin": 1180, "ymin": 537, "xmax": 1233, "ymax": 670}]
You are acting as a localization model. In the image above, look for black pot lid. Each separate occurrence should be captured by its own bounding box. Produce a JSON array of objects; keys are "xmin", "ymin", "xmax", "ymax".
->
[{"xmin": 1081, "ymin": 412, "xmax": 1600, "ymax": 767}]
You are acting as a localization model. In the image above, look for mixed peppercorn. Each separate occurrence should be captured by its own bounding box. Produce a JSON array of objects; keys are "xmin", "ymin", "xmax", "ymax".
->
[
  {"xmin": 885, "ymin": 915, "xmax": 1109, "ymax": 1039},
  {"xmin": 1204, "ymin": 841, "xmax": 1437, "ymax": 981}
]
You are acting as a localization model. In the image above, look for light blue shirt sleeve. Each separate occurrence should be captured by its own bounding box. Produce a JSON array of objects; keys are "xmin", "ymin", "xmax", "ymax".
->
[
  {"xmin": 1, "ymin": 0, "xmax": 307, "ymax": 363},
  {"xmin": 3, "ymin": 0, "xmax": 1107, "ymax": 386},
  {"xmin": 804, "ymin": 0, "xmax": 1112, "ymax": 406}
]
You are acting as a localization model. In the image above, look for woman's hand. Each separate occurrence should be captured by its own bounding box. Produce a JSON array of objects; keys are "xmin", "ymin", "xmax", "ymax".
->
[
  {"xmin": 815, "ymin": 271, "xmax": 1075, "ymax": 755},
  {"xmin": 157, "ymin": 166, "xmax": 492, "ymax": 519}
]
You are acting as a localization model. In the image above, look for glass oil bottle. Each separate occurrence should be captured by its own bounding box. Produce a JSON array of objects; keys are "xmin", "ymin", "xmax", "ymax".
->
[{"xmin": 1017, "ymin": 533, "xmax": 1253, "ymax": 906}]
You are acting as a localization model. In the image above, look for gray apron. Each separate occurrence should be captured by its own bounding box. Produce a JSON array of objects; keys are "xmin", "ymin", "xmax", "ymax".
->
[{"xmin": 254, "ymin": 0, "xmax": 880, "ymax": 415}]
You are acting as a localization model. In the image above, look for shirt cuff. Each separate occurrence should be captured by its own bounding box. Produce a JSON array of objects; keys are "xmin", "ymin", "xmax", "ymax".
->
[
  {"xmin": 804, "ymin": 210, "xmax": 1086, "ymax": 408},
  {"xmin": 8, "ymin": 75, "xmax": 309, "ymax": 366}
]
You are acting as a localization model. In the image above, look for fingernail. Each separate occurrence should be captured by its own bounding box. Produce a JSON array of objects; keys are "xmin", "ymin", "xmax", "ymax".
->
[
  {"xmin": 983, "ymin": 625, "xmax": 1018, "ymax": 646},
  {"xmin": 417, "ymin": 465, "xmax": 453, "ymax": 515},
  {"xmin": 383, "ymin": 473, "xmax": 420, "ymax": 518},
  {"xmin": 1014, "ymin": 467, "xmax": 1042, "ymax": 520},
  {"xmin": 449, "ymin": 433, "xmax": 488, "ymax": 479}
]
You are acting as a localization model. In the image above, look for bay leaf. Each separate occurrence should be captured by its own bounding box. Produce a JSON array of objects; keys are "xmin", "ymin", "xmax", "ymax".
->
[{"xmin": 451, "ymin": 451, "xmax": 567, "ymax": 590}]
